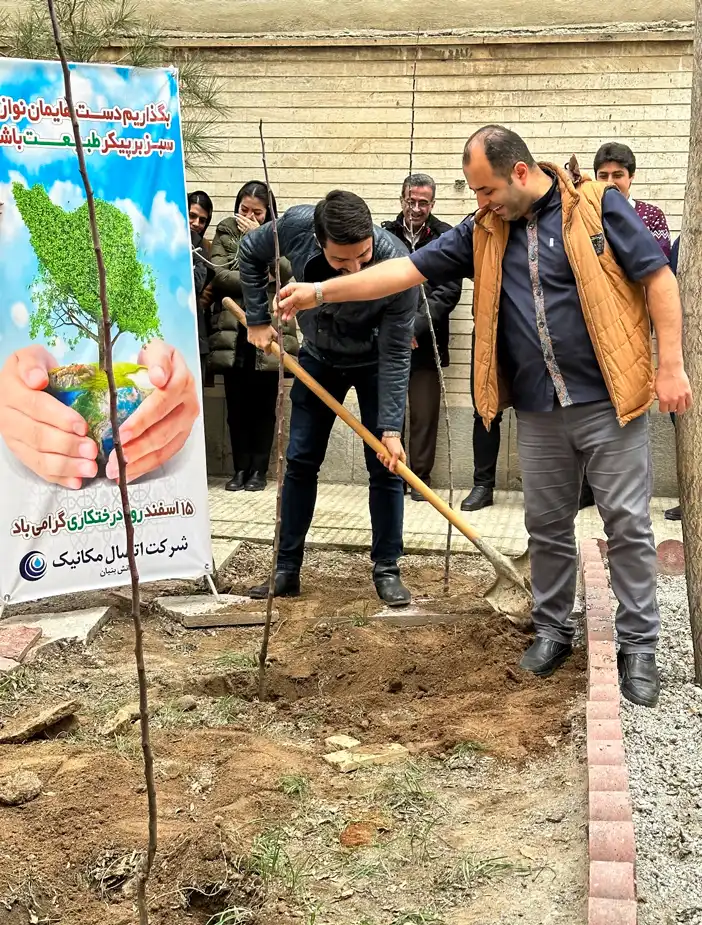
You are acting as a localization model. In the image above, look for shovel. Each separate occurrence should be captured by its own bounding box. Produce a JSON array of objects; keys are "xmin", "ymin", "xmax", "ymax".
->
[{"xmin": 222, "ymin": 298, "xmax": 532, "ymax": 622}]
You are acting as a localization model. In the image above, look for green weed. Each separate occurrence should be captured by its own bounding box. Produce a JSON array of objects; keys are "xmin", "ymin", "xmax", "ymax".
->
[
  {"xmin": 278, "ymin": 774, "xmax": 310, "ymax": 799},
  {"xmin": 213, "ymin": 651, "xmax": 258, "ymax": 672}
]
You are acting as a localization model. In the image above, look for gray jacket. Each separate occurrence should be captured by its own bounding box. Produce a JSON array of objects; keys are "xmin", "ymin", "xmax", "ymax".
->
[{"xmin": 238, "ymin": 205, "xmax": 417, "ymax": 432}]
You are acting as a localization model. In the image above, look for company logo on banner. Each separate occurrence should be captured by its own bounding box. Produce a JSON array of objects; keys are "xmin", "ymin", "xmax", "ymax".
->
[{"xmin": 0, "ymin": 59, "xmax": 212, "ymax": 603}]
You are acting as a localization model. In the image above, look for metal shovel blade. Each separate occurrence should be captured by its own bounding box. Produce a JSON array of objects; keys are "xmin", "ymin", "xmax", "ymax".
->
[{"xmin": 484, "ymin": 551, "xmax": 533, "ymax": 627}]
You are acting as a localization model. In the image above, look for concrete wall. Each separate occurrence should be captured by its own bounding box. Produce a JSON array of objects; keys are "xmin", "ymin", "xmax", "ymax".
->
[
  {"xmin": 138, "ymin": 0, "xmax": 694, "ymax": 34},
  {"xmin": 196, "ymin": 33, "xmax": 690, "ymax": 497}
]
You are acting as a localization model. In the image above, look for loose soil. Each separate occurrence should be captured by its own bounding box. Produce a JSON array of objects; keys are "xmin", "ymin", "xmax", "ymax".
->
[{"xmin": 0, "ymin": 546, "xmax": 587, "ymax": 925}]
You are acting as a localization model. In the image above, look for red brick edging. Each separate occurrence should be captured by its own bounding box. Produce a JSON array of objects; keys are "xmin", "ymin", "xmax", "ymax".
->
[{"xmin": 581, "ymin": 538, "xmax": 638, "ymax": 925}]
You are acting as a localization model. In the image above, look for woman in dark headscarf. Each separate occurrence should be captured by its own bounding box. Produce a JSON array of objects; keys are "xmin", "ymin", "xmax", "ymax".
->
[
  {"xmin": 208, "ymin": 181, "xmax": 298, "ymax": 492},
  {"xmin": 188, "ymin": 190, "xmax": 215, "ymax": 383}
]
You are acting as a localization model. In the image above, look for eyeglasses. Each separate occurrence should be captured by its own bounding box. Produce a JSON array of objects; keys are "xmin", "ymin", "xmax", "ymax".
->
[{"xmin": 402, "ymin": 197, "xmax": 433, "ymax": 210}]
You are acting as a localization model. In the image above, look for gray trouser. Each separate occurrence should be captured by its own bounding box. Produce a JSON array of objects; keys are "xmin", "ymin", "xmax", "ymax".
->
[{"xmin": 516, "ymin": 400, "xmax": 659, "ymax": 653}]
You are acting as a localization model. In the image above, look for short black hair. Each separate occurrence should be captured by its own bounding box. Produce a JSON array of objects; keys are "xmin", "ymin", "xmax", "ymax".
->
[
  {"xmin": 188, "ymin": 190, "xmax": 213, "ymax": 229},
  {"xmin": 593, "ymin": 142, "xmax": 636, "ymax": 177},
  {"xmin": 235, "ymin": 180, "xmax": 278, "ymax": 224},
  {"xmin": 402, "ymin": 173, "xmax": 436, "ymax": 199},
  {"xmin": 463, "ymin": 125, "xmax": 536, "ymax": 179},
  {"xmin": 314, "ymin": 190, "xmax": 373, "ymax": 246}
]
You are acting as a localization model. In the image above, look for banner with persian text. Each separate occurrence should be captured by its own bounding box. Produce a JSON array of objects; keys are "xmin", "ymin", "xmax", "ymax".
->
[{"xmin": 0, "ymin": 58, "xmax": 211, "ymax": 603}]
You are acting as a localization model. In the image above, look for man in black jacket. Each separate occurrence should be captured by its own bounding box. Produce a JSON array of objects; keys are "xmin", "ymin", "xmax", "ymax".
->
[
  {"xmin": 240, "ymin": 190, "xmax": 417, "ymax": 605},
  {"xmin": 383, "ymin": 174, "xmax": 462, "ymax": 500}
]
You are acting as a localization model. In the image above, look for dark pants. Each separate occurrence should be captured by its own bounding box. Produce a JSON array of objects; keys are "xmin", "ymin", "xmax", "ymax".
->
[
  {"xmin": 408, "ymin": 367, "xmax": 441, "ymax": 481},
  {"xmin": 470, "ymin": 332, "xmax": 502, "ymax": 488},
  {"xmin": 517, "ymin": 400, "xmax": 658, "ymax": 652},
  {"xmin": 223, "ymin": 367, "xmax": 278, "ymax": 475},
  {"xmin": 473, "ymin": 410, "xmax": 502, "ymax": 487},
  {"xmin": 277, "ymin": 349, "xmax": 404, "ymax": 574}
]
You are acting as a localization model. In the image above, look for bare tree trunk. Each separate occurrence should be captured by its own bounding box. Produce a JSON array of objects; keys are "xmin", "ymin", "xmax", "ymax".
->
[
  {"xmin": 257, "ymin": 119, "xmax": 286, "ymax": 701},
  {"xmin": 98, "ymin": 319, "xmax": 106, "ymax": 369},
  {"xmin": 407, "ymin": 33, "xmax": 455, "ymax": 592},
  {"xmin": 46, "ymin": 3, "xmax": 157, "ymax": 920},
  {"xmin": 677, "ymin": 0, "xmax": 702, "ymax": 684}
]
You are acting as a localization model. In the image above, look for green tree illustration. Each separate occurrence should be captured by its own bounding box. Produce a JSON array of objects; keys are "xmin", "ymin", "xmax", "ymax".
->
[{"xmin": 13, "ymin": 183, "xmax": 161, "ymax": 368}]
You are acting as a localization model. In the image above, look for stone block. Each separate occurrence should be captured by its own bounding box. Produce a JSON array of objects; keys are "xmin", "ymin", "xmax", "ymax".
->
[
  {"xmin": 0, "ymin": 607, "xmax": 112, "ymax": 651},
  {"xmin": 588, "ymin": 766, "xmax": 630, "ymax": 793},
  {"xmin": 323, "ymin": 743, "xmax": 409, "ymax": 773},
  {"xmin": 589, "ymin": 861, "xmax": 635, "ymax": 901},
  {"xmin": 589, "ymin": 821, "xmax": 636, "ymax": 864},
  {"xmin": 589, "ymin": 791, "xmax": 633, "ymax": 823},
  {"xmin": 587, "ymin": 741, "xmax": 626, "ymax": 766},
  {"xmin": 587, "ymin": 897, "xmax": 637, "ymax": 924},
  {"xmin": 0, "ymin": 656, "xmax": 20, "ymax": 676},
  {"xmin": 587, "ymin": 719, "xmax": 623, "ymax": 742},
  {"xmin": 211, "ymin": 539, "xmax": 242, "ymax": 573},
  {"xmin": 0, "ymin": 699, "xmax": 81, "ymax": 744},
  {"xmin": 0, "ymin": 626, "xmax": 42, "ymax": 662},
  {"xmin": 325, "ymin": 735, "xmax": 361, "ymax": 750},
  {"xmin": 587, "ymin": 701, "xmax": 620, "ymax": 722},
  {"xmin": 656, "ymin": 539, "xmax": 685, "ymax": 576},
  {"xmin": 588, "ymin": 685, "xmax": 620, "ymax": 703},
  {"xmin": 155, "ymin": 595, "xmax": 278, "ymax": 628}
]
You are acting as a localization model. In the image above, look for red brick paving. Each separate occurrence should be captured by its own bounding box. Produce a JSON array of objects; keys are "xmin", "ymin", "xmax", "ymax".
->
[
  {"xmin": 0, "ymin": 625, "xmax": 41, "ymax": 662},
  {"xmin": 580, "ymin": 538, "xmax": 638, "ymax": 925},
  {"xmin": 656, "ymin": 538, "xmax": 685, "ymax": 577}
]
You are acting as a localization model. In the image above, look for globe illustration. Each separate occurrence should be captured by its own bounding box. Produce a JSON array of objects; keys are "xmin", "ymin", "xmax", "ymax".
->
[{"xmin": 46, "ymin": 362, "xmax": 154, "ymax": 477}]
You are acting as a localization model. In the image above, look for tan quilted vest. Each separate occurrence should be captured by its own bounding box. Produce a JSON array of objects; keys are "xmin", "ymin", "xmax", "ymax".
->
[{"xmin": 471, "ymin": 163, "xmax": 654, "ymax": 428}]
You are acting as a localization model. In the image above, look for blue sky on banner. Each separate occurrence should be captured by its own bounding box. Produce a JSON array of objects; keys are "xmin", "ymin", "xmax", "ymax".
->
[{"xmin": 0, "ymin": 58, "xmax": 198, "ymax": 370}]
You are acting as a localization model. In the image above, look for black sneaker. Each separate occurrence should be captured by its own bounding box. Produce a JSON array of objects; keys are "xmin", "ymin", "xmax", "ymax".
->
[
  {"xmin": 664, "ymin": 505, "xmax": 681, "ymax": 521},
  {"xmin": 519, "ymin": 637, "xmax": 573, "ymax": 677},
  {"xmin": 249, "ymin": 571, "xmax": 301, "ymax": 600},
  {"xmin": 225, "ymin": 471, "xmax": 248, "ymax": 492},
  {"xmin": 618, "ymin": 652, "xmax": 660, "ymax": 708},
  {"xmin": 461, "ymin": 485, "xmax": 493, "ymax": 512}
]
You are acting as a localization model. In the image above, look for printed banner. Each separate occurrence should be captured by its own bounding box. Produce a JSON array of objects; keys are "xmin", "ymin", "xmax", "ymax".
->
[{"xmin": 0, "ymin": 58, "xmax": 212, "ymax": 603}]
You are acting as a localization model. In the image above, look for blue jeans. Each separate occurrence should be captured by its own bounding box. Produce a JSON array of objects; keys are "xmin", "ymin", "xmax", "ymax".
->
[{"xmin": 277, "ymin": 349, "xmax": 404, "ymax": 574}]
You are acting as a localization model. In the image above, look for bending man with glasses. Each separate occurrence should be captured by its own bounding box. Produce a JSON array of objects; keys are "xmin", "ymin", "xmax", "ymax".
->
[{"xmin": 383, "ymin": 174, "xmax": 462, "ymax": 498}]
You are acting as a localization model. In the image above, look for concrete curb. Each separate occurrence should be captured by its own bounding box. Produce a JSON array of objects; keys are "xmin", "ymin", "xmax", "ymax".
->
[{"xmin": 580, "ymin": 538, "xmax": 638, "ymax": 925}]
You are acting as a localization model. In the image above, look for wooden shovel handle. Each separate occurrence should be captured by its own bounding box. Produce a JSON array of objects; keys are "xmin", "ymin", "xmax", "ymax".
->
[{"xmin": 222, "ymin": 298, "xmax": 483, "ymax": 546}]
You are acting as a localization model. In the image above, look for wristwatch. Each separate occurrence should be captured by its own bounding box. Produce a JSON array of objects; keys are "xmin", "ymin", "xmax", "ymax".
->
[
  {"xmin": 383, "ymin": 431, "xmax": 402, "ymax": 439},
  {"xmin": 313, "ymin": 281, "xmax": 324, "ymax": 306}
]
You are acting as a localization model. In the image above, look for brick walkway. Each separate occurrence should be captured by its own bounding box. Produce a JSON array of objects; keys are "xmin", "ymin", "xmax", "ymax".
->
[{"xmin": 208, "ymin": 479, "xmax": 682, "ymax": 557}]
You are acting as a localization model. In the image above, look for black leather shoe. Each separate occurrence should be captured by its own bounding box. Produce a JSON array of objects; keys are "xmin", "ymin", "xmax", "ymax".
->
[
  {"xmin": 579, "ymin": 480, "xmax": 596, "ymax": 510},
  {"xmin": 410, "ymin": 487, "xmax": 427, "ymax": 502},
  {"xmin": 245, "ymin": 471, "xmax": 267, "ymax": 492},
  {"xmin": 249, "ymin": 571, "xmax": 301, "ymax": 600},
  {"xmin": 461, "ymin": 485, "xmax": 493, "ymax": 512},
  {"xmin": 520, "ymin": 637, "xmax": 573, "ymax": 677},
  {"xmin": 373, "ymin": 561, "xmax": 411, "ymax": 607},
  {"xmin": 665, "ymin": 505, "xmax": 681, "ymax": 521},
  {"xmin": 225, "ymin": 471, "xmax": 248, "ymax": 492},
  {"xmin": 618, "ymin": 652, "xmax": 660, "ymax": 708}
]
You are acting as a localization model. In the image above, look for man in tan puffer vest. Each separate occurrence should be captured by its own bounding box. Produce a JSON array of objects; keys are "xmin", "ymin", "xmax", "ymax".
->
[{"xmin": 276, "ymin": 125, "xmax": 692, "ymax": 709}]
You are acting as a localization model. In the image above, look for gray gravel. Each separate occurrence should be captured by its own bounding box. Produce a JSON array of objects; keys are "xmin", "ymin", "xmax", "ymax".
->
[{"xmin": 620, "ymin": 575, "xmax": 702, "ymax": 925}]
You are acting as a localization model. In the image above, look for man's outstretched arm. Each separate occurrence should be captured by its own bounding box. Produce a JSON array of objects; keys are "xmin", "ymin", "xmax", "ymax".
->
[{"xmin": 277, "ymin": 256, "xmax": 425, "ymax": 320}]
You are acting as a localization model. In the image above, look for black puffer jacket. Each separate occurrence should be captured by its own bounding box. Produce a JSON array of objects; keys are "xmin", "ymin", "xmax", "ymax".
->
[
  {"xmin": 382, "ymin": 213, "xmax": 462, "ymax": 369},
  {"xmin": 208, "ymin": 216, "xmax": 298, "ymax": 373},
  {"xmin": 239, "ymin": 205, "xmax": 417, "ymax": 432}
]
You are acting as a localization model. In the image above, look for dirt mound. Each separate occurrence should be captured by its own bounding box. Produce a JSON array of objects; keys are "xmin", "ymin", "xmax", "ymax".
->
[
  {"xmin": 0, "ymin": 549, "xmax": 587, "ymax": 925},
  {"xmin": 194, "ymin": 613, "xmax": 583, "ymax": 760}
]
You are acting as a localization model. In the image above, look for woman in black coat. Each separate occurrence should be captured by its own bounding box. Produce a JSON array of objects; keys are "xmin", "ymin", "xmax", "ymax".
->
[{"xmin": 208, "ymin": 182, "xmax": 298, "ymax": 492}]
